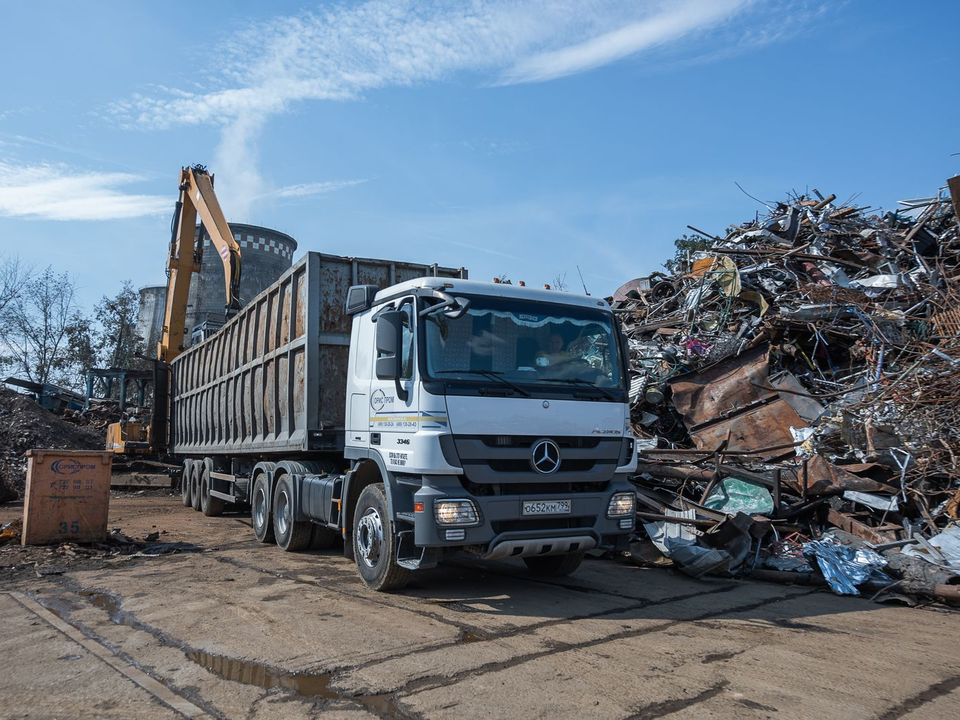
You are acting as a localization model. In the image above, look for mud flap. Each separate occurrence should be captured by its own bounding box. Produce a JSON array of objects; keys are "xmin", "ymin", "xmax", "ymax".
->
[{"xmin": 397, "ymin": 529, "xmax": 438, "ymax": 571}]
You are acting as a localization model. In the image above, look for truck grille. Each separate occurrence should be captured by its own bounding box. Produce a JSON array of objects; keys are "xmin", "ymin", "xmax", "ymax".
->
[
  {"xmin": 459, "ymin": 477, "xmax": 609, "ymax": 496},
  {"xmin": 486, "ymin": 458, "xmax": 596, "ymax": 473},
  {"xmin": 480, "ymin": 435, "xmax": 601, "ymax": 449},
  {"xmin": 492, "ymin": 518, "xmax": 594, "ymax": 533}
]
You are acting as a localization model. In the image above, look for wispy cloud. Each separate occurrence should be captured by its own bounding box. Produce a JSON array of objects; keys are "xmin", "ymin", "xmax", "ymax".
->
[
  {"xmin": 0, "ymin": 161, "xmax": 169, "ymax": 221},
  {"xmin": 273, "ymin": 179, "xmax": 368, "ymax": 198},
  {"xmin": 105, "ymin": 0, "xmax": 810, "ymax": 215},
  {"xmin": 499, "ymin": 1, "xmax": 747, "ymax": 84}
]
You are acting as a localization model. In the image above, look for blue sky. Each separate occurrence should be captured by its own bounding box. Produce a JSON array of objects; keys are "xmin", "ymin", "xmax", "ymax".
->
[{"xmin": 1, "ymin": 0, "xmax": 958, "ymax": 308}]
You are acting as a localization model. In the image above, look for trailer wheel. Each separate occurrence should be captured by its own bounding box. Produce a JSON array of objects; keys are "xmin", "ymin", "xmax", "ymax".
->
[
  {"xmin": 311, "ymin": 525, "xmax": 342, "ymax": 550},
  {"xmin": 273, "ymin": 474, "xmax": 312, "ymax": 551},
  {"xmin": 251, "ymin": 472, "xmax": 274, "ymax": 543},
  {"xmin": 190, "ymin": 461, "xmax": 202, "ymax": 511},
  {"xmin": 200, "ymin": 463, "xmax": 225, "ymax": 517},
  {"xmin": 523, "ymin": 551, "xmax": 585, "ymax": 577},
  {"xmin": 353, "ymin": 483, "xmax": 410, "ymax": 592},
  {"xmin": 181, "ymin": 459, "xmax": 193, "ymax": 507}
]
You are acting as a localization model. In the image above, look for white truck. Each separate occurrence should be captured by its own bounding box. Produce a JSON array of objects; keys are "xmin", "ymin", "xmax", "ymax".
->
[{"xmin": 172, "ymin": 252, "xmax": 637, "ymax": 590}]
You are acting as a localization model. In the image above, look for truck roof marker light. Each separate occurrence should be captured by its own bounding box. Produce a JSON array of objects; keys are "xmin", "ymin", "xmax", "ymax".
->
[{"xmin": 414, "ymin": 502, "xmax": 424, "ymax": 513}]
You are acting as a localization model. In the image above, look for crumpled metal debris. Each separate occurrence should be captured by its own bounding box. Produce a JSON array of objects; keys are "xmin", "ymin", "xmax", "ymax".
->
[
  {"xmin": 802, "ymin": 534, "xmax": 889, "ymax": 596},
  {"xmin": 616, "ymin": 177, "xmax": 960, "ymax": 603}
]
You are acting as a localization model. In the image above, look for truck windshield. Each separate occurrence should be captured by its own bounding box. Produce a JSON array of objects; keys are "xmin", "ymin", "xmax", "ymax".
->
[{"xmin": 422, "ymin": 295, "xmax": 625, "ymax": 391}]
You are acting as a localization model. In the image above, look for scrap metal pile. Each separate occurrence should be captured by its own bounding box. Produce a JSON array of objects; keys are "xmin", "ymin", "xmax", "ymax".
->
[{"xmin": 613, "ymin": 179, "xmax": 960, "ymax": 603}]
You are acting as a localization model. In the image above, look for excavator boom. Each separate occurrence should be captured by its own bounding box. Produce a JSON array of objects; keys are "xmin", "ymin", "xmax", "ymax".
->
[{"xmin": 158, "ymin": 165, "xmax": 242, "ymax": 362}]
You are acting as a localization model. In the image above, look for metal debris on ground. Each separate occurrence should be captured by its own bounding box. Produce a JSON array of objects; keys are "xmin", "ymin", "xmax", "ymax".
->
[{"xmin": 614, "ymin": 178, "xmax": 960, "ymax": 604}]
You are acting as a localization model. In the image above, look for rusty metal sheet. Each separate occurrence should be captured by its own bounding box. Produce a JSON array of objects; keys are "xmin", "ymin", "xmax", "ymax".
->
[
  {"xmin": 780, "ymin": 455, "xmax": 895, "ymax": 497},
  {"xmin": 688, "ymin": 398, "xmax": 805, "ymax": 453},
  {"xmin": 827, "ymin": 508, "xmax": 902, "ymax": 544},
  {"xmin": 669, "ymin": 345, "xmax": 777, "ymax": 428}
]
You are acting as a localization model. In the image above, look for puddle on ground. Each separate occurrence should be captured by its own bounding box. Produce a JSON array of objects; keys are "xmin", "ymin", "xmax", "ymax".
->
[
  {"xmin": 186, "ymin": 650, "xmax": 406, "ymax": 715},
  {"xmin": 78, "ymin": 590, "xmax": 133, "ymax": 627},
  {"xmin": 186, "ymin": 649, "xmax": 337, "ymax": 697}
]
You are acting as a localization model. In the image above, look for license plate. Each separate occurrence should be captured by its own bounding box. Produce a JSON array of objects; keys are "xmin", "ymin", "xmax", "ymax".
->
[{"xmin": 522, "ymin": 500, "xmax": 571, "ymax": 516}]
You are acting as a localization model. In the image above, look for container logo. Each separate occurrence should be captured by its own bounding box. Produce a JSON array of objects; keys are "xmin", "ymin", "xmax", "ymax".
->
[{"xmin": 50, "ymin": 459, "xmax": 96, "ymax": 475}]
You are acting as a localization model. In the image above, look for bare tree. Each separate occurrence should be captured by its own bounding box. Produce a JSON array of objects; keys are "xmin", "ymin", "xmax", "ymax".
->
[
  {"xmin": 552, "ymin": 272, "xmax": 568, "ymax": 292},
  {"xmin": 1, "ymin": 266, "xmax": 83, "ymax": 387},
  {"xmin": 0, "ymin": 253, "xmax": 33, "ymax": 320}
]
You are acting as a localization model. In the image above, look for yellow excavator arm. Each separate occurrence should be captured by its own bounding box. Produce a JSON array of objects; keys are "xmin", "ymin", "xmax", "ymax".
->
[{"xmin": 158, "ymin": 165, "xmax": 242, "ymax": 362}]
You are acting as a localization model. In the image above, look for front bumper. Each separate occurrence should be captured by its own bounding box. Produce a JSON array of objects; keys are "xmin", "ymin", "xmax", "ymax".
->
[{"xmin": 412, "ymin": 476, "xmax": 634, "ymax": 557}]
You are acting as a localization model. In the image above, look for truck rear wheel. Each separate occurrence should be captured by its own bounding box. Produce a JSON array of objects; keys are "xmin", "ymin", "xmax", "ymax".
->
[
  {"xmin": 190, "ymin": 461, "xmax": 202, "ymax": 511},
  {"xmin": 523, "ymin": 551, "xmax": 586, "ymax": 577},
  {"xmin": 353, "ymin": 483, "xmax": 410, "ymax": 592},
  {"xmin": 181, "ymin": 459, "xmax": 193, "ymax": 507},
  {"xmin": 251, "ymin": 472, "xmax": 274, "ymax": 543},
  {"xmin": 200, "ymin": 463, "xmax": 225, "ymax": 517},
  {"xmin": 273, "ymin": 474, "xmax": 312, "ymax": 551}
]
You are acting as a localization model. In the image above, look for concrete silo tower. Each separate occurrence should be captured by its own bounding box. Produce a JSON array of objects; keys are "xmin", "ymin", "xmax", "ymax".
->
[
  {"xmin": 135, "ymin": 285, "xmax": 168, "ymax": 359},
  {"xmin": 184, "ymin": 223, "xmax": 298, "ymax": 342}
]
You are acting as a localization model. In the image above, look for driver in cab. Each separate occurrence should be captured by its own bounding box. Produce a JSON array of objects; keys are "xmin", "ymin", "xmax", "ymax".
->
[{"xmin": 535, "ymin": 332, "xmax": 576, "ymax": 370}]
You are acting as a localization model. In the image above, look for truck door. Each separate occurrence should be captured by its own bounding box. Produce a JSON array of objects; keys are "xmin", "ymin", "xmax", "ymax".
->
[{"xmin": 370, "ymin": 298, "xmax": 419, "ymax": 471}]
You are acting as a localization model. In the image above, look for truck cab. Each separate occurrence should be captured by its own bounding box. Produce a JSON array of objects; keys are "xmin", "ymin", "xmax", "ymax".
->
[{"xmin": 341, "ymin": 278, "xmax": 637, "ymax": 589}]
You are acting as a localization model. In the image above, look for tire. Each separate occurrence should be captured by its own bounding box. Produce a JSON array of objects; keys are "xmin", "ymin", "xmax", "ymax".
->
[
  {"xmin": 273, "ymin": 474, "xmax": 312, "ymax": 552},
  {"xmin": 181, "ymin": 459, "xmax": 193, "ymax": 507},
  {"xmin": 251, "ymin": 472, "xmax": 274, "ymax": 544},
  {"xmin": 311, "ymin": 525, "xmax": 342, "ymax": 550},
  {"xmin": 200, "ymin": 462, "xmax": 225, "ymax": 517},
  {"xmin": 353, "ymin": 483, "xmax": 410, "ymax": 592},
  {"xmin": 190, "ymin": 461, "xmax": 202, "ymax": 511},
  {"xmin": 523, "ymin": 551, "xmax": 586, "ymax": 577}
]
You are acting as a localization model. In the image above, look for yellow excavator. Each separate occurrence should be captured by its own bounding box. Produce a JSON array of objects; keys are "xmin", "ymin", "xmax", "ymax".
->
[{"xmin": 105, "ymin": 165, "xmax": 242, "ymax": 454}]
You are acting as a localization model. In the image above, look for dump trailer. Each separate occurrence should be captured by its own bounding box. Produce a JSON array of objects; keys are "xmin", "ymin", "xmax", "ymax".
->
[{"xmin": 172, "ymin": 251, "xmax": 638, "ymax": 590}]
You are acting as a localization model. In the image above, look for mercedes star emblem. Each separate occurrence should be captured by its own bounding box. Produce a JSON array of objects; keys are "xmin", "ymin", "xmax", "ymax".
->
[{"xmin": 531, "ymin": 439, "xmax": 561, "ymax": 475}]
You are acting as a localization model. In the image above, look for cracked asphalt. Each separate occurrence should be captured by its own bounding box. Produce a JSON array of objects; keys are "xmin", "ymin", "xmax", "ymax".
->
[{"xmin": 2, "ymin": 493, "xmax": 959, "ymax": 719}]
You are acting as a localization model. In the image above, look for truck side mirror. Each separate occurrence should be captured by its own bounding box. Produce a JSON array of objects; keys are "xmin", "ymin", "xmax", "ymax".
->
[
  {"xmin": 345, "ymin": 285, "xmax": 379, "ymax": 315},
  {"xmin": 375, "ymin": 310, "xmax": 402, "ymax": 380}
]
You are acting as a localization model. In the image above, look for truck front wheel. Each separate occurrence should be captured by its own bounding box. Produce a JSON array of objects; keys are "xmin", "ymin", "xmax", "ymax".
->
[
  {"xmin": 353, "ymin": 483, "xmax": 410, "ymax": 592},
  {"xmin": 523, "ymin": 551, "xmax": 585, "ymax": 577}
]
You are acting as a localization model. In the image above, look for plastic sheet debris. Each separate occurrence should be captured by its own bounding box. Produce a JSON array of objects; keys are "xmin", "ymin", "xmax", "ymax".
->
[
  {"xmin": 642, "ymin": 510, "xmax": 732, "ymax": 578},
  {"xmin": 704, "ymin": 478, "xmax": 774, "ymax": 516},
  {"xmin": 902, "ymin": 525, "xmax": 960, "ymax": 575},
  {"xmin": 802, "ymin": 534, "xmax": 889, "ymax": 596}
]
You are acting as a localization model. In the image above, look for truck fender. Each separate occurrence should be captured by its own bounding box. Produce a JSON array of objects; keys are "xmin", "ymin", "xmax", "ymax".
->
[
  {"xmin": 341, "ymin": 454, "xmax": 402, "ymax": 555},
  {"xmin": 250, "ymin": 461, "xmax": 278, "ymax": 515},
  {"xmin": 274, "ymin": 460, "xmax": 337, "ymax": 522}
]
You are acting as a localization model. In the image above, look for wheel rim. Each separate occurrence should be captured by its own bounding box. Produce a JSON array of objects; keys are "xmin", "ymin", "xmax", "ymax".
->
[
  {"xmin": 356, "ymin": 507, "xmax": 384, "ymax": 568},
  {"xmin": 276, "ymin": 488, "xmax": 290, "ymax": 536},
  {"xmin": 254, "ymin": 485, "xmax": 267, "ymax": 530}
]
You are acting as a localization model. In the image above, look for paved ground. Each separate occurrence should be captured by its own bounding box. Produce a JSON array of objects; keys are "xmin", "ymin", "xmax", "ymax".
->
[{"xmin": 1, "ymin": 493, "xmax": 959, "ymax": 719}]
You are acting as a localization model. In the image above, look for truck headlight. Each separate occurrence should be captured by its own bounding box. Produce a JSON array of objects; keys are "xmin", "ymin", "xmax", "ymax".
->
[
  {"xmin": 434, "ymin": 499, "xmax": 480, "ymax": 526},
  {"xmin": 607, "ymin": 492, "xmax": 636, "ymax": 518}
]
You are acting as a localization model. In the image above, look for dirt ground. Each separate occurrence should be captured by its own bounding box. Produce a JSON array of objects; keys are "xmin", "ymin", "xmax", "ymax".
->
[{"xmin": 2, "ymin": 492, "xmax": 959, "ymax": 720}]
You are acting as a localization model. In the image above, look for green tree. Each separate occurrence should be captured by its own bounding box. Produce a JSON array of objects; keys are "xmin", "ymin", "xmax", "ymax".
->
[
  {"xmin": 94, "ymin": 280, "xmax": 143, "ymax": 369},
  {"xmin": 662, "ymin": 234, "xmax": 713, "ymax": 274}
]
